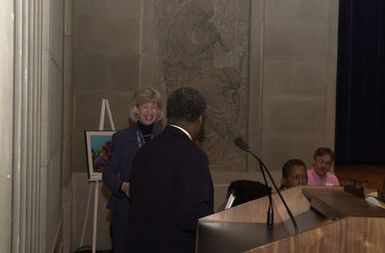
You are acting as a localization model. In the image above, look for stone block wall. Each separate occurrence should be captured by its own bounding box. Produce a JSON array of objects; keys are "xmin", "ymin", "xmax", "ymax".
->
[
  {"xmin": 261, "ymin": 0, "xmax": 338, "ymax": 171},
  {"xmin": 70, "ymin": 0, "xmax": 338, "ymax": 250}
]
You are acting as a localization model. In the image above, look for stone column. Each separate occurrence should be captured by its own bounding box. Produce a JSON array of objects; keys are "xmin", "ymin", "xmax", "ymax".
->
[
  {"xmin": 10, "ymin": 0, "xmax": 65, "ymax": 251},
  {"xmin": 0, "ymin": 0, "xmax": 14, "ymax": 251}
]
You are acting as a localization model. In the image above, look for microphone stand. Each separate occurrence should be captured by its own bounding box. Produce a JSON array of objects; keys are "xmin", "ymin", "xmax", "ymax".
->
[
  {"xmin": 235, "ymin": 137, "xmax": 299, "ymax": 233},
  {"xmin": 256, "ymin": 159, "xmax": 274, "ymax": 229}
]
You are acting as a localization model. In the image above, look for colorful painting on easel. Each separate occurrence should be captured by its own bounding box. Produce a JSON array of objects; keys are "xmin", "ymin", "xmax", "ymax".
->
[{"xmin": 85, "ymin": 131, "xmax": 115, "ymax": 181}]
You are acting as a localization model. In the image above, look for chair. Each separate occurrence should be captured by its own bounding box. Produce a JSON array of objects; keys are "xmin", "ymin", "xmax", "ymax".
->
[
  {"xmin": 218, "ymin": 180, "xmax": 271, "ymax": 211},
  {"xmin": 340, "ymin": 179, "xmax": 365, "ymax": 198}
]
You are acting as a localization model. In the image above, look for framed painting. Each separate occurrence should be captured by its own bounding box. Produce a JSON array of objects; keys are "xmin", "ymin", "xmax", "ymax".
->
[{"xmin": 85, "ymin": 130, "xmax": 115, "ymax": 181}]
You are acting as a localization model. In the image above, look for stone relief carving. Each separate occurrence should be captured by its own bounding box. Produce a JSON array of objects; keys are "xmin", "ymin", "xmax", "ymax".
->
[
  {"xmin": 154, "ymin": 0, "xmax": 249, "ymax": 170},
  {"xmin": 164, "ymin": 0, "xmax": 221, "ymax": 94}
]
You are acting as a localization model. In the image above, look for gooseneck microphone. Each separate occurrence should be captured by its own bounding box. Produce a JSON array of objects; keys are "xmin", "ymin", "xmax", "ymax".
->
[
  {"xmin": 235, "ymin": 137, "xmax": 274, "ymax": 229},
  {"xmin": 234, "ymin": 137, "xmax": 299, "ymax": 233}
]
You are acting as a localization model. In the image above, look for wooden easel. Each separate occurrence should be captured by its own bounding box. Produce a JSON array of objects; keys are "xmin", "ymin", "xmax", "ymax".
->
[{"xmin": 80, "ymin": 98, "xmax": 115, "ymax": 253}]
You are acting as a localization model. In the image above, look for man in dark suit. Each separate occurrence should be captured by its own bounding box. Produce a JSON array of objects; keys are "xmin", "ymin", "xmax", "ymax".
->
[{"xmin": 127, "ymin": 87, "xmax": 214, "ymax": 253}]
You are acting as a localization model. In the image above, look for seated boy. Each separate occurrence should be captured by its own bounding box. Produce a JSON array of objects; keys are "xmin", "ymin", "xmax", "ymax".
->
[{"xmin": 279, "ymin": 159, "xmax": 308, "ymax": 191}]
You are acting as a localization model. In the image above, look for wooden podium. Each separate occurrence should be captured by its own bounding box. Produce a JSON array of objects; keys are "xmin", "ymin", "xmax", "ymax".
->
[{"xmin": 196, "ymin": 186, "xmax": 385, "ymax": 253}]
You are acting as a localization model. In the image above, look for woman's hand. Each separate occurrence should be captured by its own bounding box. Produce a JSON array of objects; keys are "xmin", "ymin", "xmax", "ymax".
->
[{"xmin": 121, "ymin": 182, "xmax": 130, "ymax": 198}]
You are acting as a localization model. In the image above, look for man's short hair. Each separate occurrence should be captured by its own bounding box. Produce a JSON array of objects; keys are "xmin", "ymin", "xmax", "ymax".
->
[
  {"xmin": 167, "ymin": 87, "xmax": 206, "ymax": 124},
  {"xmin": 313, "ymin": 147, "xmax": 335, "ymax": 161}
]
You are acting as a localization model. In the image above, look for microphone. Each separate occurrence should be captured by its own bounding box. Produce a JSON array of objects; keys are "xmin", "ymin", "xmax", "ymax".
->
[
  {"xmin": 234, "ymin": 137, "xmax": 299, "ymax": 233},
  {"xmin": 234, "ymin": 137, "xmax": 250, "ymax": 152},
  {"xmin": 235, "ymin": 137, "xmax": 274, "ymax": 229}
]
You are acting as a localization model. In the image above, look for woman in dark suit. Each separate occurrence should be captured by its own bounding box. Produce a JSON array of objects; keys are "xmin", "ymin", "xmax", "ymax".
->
[{"xmin": 102, "ymin": 87, "xmax": 163, "ymax": 253}]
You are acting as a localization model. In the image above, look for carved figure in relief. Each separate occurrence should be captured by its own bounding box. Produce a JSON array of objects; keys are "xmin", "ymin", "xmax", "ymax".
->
[
  {"xmin": 191, "ymin": 66, "xmax": 241, "ymax": 166},
  {"xmin": 163, "ymin": 0, "xmax": 244, "ymax": 169},
  {"xmin": 164, "ymin": 0, "xmax": 222, "ymax": 94}
]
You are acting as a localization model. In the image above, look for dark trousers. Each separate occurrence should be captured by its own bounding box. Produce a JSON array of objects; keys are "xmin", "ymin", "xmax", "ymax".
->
[{"xmin": 110, "ymin": 201, "xmax": 129, "ymax": 253}]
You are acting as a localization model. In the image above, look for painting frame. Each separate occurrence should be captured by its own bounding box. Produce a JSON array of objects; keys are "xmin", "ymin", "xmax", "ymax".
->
[{"xmin": 85, "ymin": 130, "xmax": 115, "ymax": 181}]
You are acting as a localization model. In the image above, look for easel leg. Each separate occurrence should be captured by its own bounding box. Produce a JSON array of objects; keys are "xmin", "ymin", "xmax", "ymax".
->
[
  {"xmin": 89, "ymin": 98, "xmax": 116, "ymax": 252},
  {"xmin": 79, "ymin": 183, "xmax": 93, "ymax": 248},
  {"xmin": 92, "ymin": 180, "xmax": 99, "ymax": 253}
]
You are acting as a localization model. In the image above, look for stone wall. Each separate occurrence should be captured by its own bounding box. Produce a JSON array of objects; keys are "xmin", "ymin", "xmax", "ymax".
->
[
  {"xmin": 139, "ymin": 0, "xmax": 338, "ymax": 172},
  {"xmin": 72, "ymin": 0, "xmax": 144, "ymax": 172},
  {"xmin": 71, "ymin": 0, "xmax": 145, "ymax": 250},
  {"xmin": 260, "ymin": 0, "xmax": 338, "ymax": 171},
  {"xmin": 72, "ymin": 0, "xmax": 338, "ymax": 176},
  {"xmin": 71, "ymin": 0, "xmax": 338, "ymax": 250}
]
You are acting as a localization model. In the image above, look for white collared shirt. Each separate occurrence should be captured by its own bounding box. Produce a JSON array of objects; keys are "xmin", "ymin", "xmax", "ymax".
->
[{"xmin": 169, "ymin": 124, "xmax": 192, "ymax": 140}]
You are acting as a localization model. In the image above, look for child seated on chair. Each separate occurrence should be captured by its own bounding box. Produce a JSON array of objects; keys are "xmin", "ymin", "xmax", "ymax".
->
[{"xmin": 279, "ymin": 159, "xmax": 308, "ymax": 191}]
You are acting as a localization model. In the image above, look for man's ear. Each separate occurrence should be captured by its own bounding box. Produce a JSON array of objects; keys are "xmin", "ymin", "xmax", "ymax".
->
[{"xmin": 198, "ymin": 114, "xmax": 204, "ymax": 124}]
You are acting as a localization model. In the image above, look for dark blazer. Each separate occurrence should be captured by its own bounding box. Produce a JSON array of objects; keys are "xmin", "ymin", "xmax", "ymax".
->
[
  {"xmin": 127, "ymin": 125, "xmax": 214, "ymax": 253},
  {"xmin": 102, "ymin": 123, "xmax": 162, "ymax": 253}
]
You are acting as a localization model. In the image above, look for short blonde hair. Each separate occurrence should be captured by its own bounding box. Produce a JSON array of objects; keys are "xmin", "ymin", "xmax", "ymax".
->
[{"xmin": 129, "ymin": 87, "xmax": 163, "ymax": 122}]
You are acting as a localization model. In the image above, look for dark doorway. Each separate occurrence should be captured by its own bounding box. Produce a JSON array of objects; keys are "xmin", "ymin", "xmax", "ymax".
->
[{"xmin": 335, "ymin": 0, "xmax": 385, "ymax": 164}]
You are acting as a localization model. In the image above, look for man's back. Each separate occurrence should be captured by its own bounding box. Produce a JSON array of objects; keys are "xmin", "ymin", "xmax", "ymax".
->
[{"xmin": 127, "ymin": 126, "xmax": 213, "ymax": 253}]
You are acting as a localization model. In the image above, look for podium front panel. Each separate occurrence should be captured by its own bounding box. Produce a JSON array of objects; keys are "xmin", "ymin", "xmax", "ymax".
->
[{"xmin": 197, "ymin": 210, "xmax": 330, "ymax": 253}]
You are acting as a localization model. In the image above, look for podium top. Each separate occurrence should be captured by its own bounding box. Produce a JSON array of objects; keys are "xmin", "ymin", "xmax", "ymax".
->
[{"xmin": 303, "ymin": 187, "xmax": 385, "ymax": 219}]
